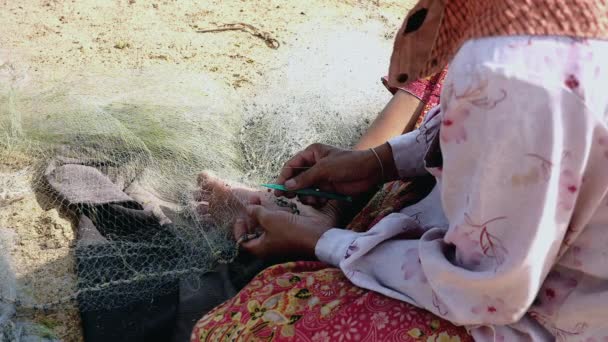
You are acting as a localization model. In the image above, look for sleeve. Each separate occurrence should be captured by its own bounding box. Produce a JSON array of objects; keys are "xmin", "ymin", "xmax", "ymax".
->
[
  {"xmin": 382, "ymin": 67, "xmax": 447, "ymax": 104},
  {"xmin": 382, "ymin": 67, "xmax": 448, "ymax": 129},
  {"xmin": 316, "ymin": 62, "xmax": 594, "ymax": 326},
  {"xmin": 387, "ymin": 110, "xmax": 440, "ymax": 179},
  {"xmin": 380, "ymin": 67, "xmax": 448, "ymax": 179}
]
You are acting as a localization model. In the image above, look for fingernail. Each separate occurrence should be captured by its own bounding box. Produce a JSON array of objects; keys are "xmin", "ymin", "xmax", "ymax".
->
[{"xmin": 285, "ymin": 179, "xmax": 296, "ymax": 189}]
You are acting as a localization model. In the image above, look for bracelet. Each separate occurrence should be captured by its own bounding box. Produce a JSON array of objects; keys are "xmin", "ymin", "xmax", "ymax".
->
[{"xmin": 369, "ymin": 147, "xmax": 385, "ymax": 183}]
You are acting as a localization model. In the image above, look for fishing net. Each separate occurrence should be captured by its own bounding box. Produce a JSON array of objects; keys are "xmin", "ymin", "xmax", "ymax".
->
[
  {"xmin": 0, "ymin": 30, "xmax": 390, "ymax": 339},
  {"xmin": 0, "ymin": 62, "xmax": 245, "ymax": 312},
  {"xmin": 0, "ymin": 59, "xmax": 256, "ymax": 340}
]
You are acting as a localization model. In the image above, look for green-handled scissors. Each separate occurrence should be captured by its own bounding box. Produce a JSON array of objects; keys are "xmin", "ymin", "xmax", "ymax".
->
[{"xmin": 261, "ymin": 183, "xmax": 352, "ymax": 202}]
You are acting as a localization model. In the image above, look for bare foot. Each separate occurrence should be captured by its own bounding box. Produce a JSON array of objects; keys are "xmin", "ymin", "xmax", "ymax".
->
[{"xmin": 195, "ymin": 171, "xmax": 339, "ymax": 238}]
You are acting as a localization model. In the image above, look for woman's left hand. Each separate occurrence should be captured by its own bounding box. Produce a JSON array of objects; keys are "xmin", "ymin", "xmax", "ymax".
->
[{"xmin": 235, "ymin": 198, "xmax": 336, "ymax": 259}]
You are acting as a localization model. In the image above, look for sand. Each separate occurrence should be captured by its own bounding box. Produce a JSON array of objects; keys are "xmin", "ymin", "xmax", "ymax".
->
[
  {"xmin": 0, "ymin": 160, "xmax": 81, "ymax": 341},
  {"xmin": 0, "ymin": 1, "xmax": 416, "ymax": 341},
  {"xmin": 1, "ymin": 0, "xmax": 415, "ymax": 89}
]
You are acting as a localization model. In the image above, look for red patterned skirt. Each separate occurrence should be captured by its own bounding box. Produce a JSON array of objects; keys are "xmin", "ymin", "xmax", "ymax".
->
[{"xmin": 191, "ymin": 261, "xmax": 470, "ymax": 342}]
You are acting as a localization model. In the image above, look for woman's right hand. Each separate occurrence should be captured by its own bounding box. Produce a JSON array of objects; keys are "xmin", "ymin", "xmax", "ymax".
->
[{"xmin": 275, "ymin": 143, "xmax": 398, "ymax": 206}]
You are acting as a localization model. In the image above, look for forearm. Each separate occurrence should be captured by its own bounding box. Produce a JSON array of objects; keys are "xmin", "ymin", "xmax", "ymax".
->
[{"xmin": 354, "ymin": 90, "xmax": 423, "ymax": 151}]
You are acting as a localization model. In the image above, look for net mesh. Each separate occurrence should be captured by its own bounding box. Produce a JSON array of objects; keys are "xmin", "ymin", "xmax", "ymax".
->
[
  {"xmin": 0, "ymin": 23, "xmax": 390, "ymax": 338},
  {"xmin": 0, "ymin": 62, "xmax": 249, "ymax": 312}
]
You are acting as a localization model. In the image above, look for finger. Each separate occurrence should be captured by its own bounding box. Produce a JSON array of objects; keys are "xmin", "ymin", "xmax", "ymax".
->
[
  {"xmin": 246, "ymin": 203, "xmax": 293, "ymax": 231},
  {"xmin": 297, "ymin": 195, "xmax": 315, "ymax": 205},
  {"xmin": 246, "ymin": 204, "xmax": 270, "ymax": 227},
  {"xmin": 192, "ymin": 189, "xmax": 211, "ymax": 202},
  {"xmin": 298, "ymin": 195, "xmax": 328, "ymax": 208},
  {"xmin": 240, "ymin": 232, "xmax": 267, "ymax": 258},
  {"xmin": 248, "ymin": 196, "xmax": 262, "ymax": 205},
  {"xmin": 195, "ymin": 201, "xmax": 209, "ymax": 216},
  {"xmin": 240, "ymin": 205, "xmax": 272, "ymax": 258},
  {"xmin": 297, "ymin": 195, "xmax": 320, "ymax": 207},
  {"xmin": 281, "ymin": 191, "xmax": 297, "ymax": 199},
  {"xmin": 285, "ymin": 164, "xmax": 326, "ymax": 191},
  {"xmin": 232, "ymin": 218, "xmax": 248, "ymax": 241},
  {"xmin": 197, "ymin": 170, "xmax": 216, "ymax": 187},
  {"xmin": 276, "ymin": 150, "xmax": 318, "ymax": 196},
  {"xmin": 278, "ymin": 149, "xmax": 317, "ymax": 183},
  {"xmin": 196, "ymin": 172, "xmax": 207, "ymax": 187}
]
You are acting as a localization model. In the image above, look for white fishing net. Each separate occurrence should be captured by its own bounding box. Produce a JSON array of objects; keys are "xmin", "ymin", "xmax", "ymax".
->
[
  {"xmin": 240, "ymin": 23, "xmax": 392, "ymax": 183},
  {"xmin": 1, "ymin": 63, "xmax": 242, "ymax": 301},
  {"xmin": 0, "ymin": 61, "xmax": 254, "ymax": 340},
  {"xmin": 0, "ymin": 22, "xmax": 391, "ymax": 340}
]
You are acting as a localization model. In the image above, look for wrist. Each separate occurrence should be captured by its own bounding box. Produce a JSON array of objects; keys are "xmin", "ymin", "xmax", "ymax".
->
[
  {"xmin": 300, "ymin": 227, "xmax": 327, "ymax": 258},
  {"xmin": 371, "ymin": 143, "xmax": 398, "ymax": 182}
]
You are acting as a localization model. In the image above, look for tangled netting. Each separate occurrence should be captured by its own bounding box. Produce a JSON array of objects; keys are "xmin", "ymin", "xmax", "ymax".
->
[
  {"xmin": 0, "ymin": 25, "xmax": 390, "ymax": 338},
  {"xmin": 0, "ymin": 64, "xmax": 249, "ymax": 313}
]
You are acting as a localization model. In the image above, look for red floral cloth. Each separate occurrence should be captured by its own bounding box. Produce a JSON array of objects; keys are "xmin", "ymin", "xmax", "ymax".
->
[
  {"xmin": 191, "ymin": 68, "xmax": 464, "ymax": 342},
  {"xmin": 347, "ymin": 173, "xmax": 436, "ymax": 233},
  {"xmin": 192, "ymin": 262, "xmax": 471, "ymax": 342}
]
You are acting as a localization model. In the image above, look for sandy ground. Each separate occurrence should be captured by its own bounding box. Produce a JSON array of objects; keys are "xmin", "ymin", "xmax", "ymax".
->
[
  {"xmin": 0, "ymin": 167, "xmax": 80, "ymax": 341},
  {"xmin": 0, "ymin": 1, "xmax": 416, "ymax": 341},
  {"xmin": 1, "ymin": 0, "xmax": 414, "ymax": 89}
]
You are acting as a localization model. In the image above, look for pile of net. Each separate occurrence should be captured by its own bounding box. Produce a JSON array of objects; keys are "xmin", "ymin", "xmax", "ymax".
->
[
  {"xmin": 0, "ymin": 67, "xmax": 254, "ymax": 342},
  {"xmin": 0, "ymin": 50, "xmax": 386, "ymax": 339},
  {"xmin": 0, "ymin": 63, "xmax": 246, "ymax": 310}
]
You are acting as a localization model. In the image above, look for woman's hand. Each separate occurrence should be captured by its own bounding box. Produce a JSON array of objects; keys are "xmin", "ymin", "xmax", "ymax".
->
[
  {"xmin": 234, "ymin": 197, "xmax": 337, "ymax": 259},
  {"xmin": 275, "ymin": 143, "xmax": 398, "ymax": 206}
]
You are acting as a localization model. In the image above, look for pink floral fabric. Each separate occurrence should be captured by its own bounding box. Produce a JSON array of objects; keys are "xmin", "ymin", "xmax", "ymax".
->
[{"xmin": 316, "ymin": 36, "xmax": 608, "ymax": 341}]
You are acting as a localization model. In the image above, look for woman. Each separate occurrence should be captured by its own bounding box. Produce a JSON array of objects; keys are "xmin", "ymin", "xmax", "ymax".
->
[
  {"xmin": 195, "ymin": 0, "xmax": 608, "ymax": 340},
  {"xmin": 193, "ymin": 69, "xmax": 455, "ymax": 341}
]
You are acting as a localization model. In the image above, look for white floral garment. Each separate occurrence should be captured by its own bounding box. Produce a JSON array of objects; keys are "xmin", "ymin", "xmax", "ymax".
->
[{"xmin": 316, "ymin": 36, "xmax": 608, "ymax": 341}]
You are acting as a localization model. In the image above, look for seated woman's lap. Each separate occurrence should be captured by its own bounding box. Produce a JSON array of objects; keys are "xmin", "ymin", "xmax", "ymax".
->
[{"xmin": 191, "ymin": 261, "xmax": 471, "ymax": 342}]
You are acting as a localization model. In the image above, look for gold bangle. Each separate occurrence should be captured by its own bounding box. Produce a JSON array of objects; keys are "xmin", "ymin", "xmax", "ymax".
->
[{"xmin": 369, "ymin": 147, "xmax": 385, "ymax": 182}]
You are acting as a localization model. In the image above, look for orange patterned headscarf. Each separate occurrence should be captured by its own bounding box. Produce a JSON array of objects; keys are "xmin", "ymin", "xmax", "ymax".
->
[{"xmin": 387, "ymin": 0, "xmax": 608, "ymax": 89}]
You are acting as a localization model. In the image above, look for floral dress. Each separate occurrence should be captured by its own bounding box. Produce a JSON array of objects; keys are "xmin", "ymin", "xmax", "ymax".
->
[{"xmin": 315, "ymin": 37, "xmax": 608, "ymax": 341}]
